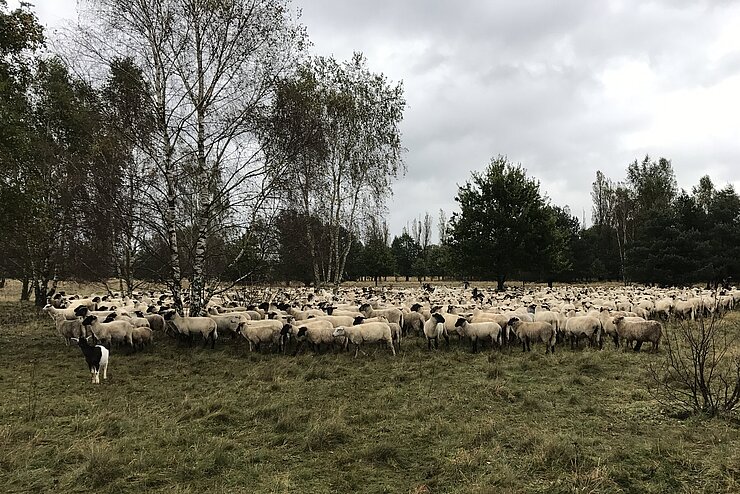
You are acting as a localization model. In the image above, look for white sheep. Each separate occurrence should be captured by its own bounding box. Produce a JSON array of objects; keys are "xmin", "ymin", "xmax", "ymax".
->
[
  {"xmin": 42, "ymin": 304, "xmax": 78, "ymax": 321},
  {"xmin": 239, "ymin": 319, "xmax": 284, "ymax": 352},
  {"xmin": 563, "ymin": 316, "xmax": 602, "ymax": 350},
  {"xmin": 454, "ymin": 317, "xmax": 502, "ymax": 353},
  {"xmin": 332, "ymin": 323, "xmax": 395, "ymax": 358},
  {"xmin": 533, "ymin": 310, "xmax": 563, "ymax": 341},
  {"xmin": 294, "ymin": 323, "xmax": 344, "ymax": 354},
  {"xmin": 305, "ymin": 314, "xmax": 356, "ymax": 328},
  {"xmin": 402, "ymin": 310, "xmax": 425, "ymax": 336},
  {"xmin": 81, "ymin": 315, "xmax": 134, "ymax": 349},
  {"xmin": 131, "ymin": 327, "xmax": 154, "ymax": 351},
  {"xmin": 163, "ymin": 311, "xmax": 218, "ymax": 349},
  {"xmin": 507, "ymin": 317, "xmax": 556, "ymax": 354},
  {"xmin": 423, "ymin": 313, "xmax": 448, "ymax": 350},
  {"xmin": 207, "ymin": 313, "xmax": 244, "ymax": 340},
  {"xmin": 358, "ymin": 303, "xmax": 404, "ymax": 328},
  {"xmin": 612, "ymin": 315, "xmax": 662, "ymax": 352}
]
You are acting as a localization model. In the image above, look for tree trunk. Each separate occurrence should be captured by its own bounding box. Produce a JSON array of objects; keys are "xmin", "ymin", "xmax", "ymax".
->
[
  {"xmin": 496, "ymin": 274, "xmax": 506, "ymax": 292},
  {"xmin": 187, "ymin": 14, "xmax": 210, "ymax": 318},
  {"xmin": 21, "ymin": 277, "xmax": 30, "ymax": 301}
]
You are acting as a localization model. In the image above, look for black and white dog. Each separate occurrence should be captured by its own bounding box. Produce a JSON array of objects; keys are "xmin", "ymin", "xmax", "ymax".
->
[{"xmin": 71, "ymin": 336, "xmax": 109, "ymax": 384}]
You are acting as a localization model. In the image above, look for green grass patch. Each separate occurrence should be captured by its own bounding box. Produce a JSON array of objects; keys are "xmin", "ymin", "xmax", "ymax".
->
[{"xmin": 0, "ymin": 301, "xmax": 739, "ymax": 493}]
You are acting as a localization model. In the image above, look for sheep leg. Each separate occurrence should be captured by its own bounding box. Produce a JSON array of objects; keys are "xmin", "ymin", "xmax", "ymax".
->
[
  {"xmin": 471, "ymin": 338, "xmax": 478, "ymax": 353},
  {"xmin": 427, "ymin": 337, "xmax": 432, "ymax": 350},
  {"xmin": 444, "ymin": 333, "xmax": 450, "ymax": 348},
  {"xmin": 633, "ymin": 341, "xmax": 643, "ymax": 352},
  {"xmin": 354, "ymin": 343, "xmax": 360, "ymax": 358},
  {"xmin": 388, "ymin": 340, "xmax": 396, "ymax": 356},
  {"xmin": 101, "ymin": 362, "xmax": 108, "ymax": 380}
]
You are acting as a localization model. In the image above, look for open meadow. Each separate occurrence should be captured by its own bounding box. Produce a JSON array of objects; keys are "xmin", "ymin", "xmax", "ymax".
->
[{"xmin": 1, "ymin": 282, "xmax": 739, "ymax": 494}]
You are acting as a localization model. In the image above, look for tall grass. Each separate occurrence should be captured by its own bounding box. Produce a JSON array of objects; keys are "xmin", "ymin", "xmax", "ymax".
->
[{"xmin": 0, "ymin": 301, "xmax": 738, "ymax": 493}]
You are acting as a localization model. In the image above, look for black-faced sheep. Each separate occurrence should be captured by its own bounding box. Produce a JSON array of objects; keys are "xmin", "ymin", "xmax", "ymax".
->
[
  {"xmin": 163, "ymin": 311, "xmax": 218, "ymax": 349},
  {"xmin": 358, "ymin": 303, "xmax": 404, "ymax": 328},
  {"xmin": 239, "ymin": 320, "xmax": 284, "ymax": 352},
  {"xmin": 82, "ymin": 315, "xmax": 134, "ymax": 349},
  {"xmin": 423, "ymin": 313, "xmax": 448, "ymax": 350},
  {"xmin": 454, "ymin": 317, "xmax": 502, "ymax": 353},
  {"xmin": 332, "ymin": 323, "xmax": 395, "ymax": 358},
  {"xmin": 294, "ymin": 324, "xmax": 344, "ymax": 354}
]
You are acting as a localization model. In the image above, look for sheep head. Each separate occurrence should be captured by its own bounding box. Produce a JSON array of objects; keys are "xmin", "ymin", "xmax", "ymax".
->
[
  {"xmin": 431, "ymin": 313, "xmax": 445, "ymax": 324},
  {"xmin": 81, "ymin": 315, "xmax": 97, "ymax": 326}
]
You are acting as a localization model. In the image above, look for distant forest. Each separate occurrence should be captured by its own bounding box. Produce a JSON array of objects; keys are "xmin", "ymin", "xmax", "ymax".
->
[{"xmin": 2, "ymin": 3, "xmax": 738, "ymax": 309}]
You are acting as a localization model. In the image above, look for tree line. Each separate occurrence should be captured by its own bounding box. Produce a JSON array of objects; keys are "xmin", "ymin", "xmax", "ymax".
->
[
  {"xmin": 0, "ymin": 1, "xmax": 404, "ymax": 308},
  {"xmin": 2, "ymin": 2, "xmax": 738, "ymax": 305}
]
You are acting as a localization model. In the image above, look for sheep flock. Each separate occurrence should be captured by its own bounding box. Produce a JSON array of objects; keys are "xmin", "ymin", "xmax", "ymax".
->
[{"xmin": 41, "ymin": 284, "xmax": 740, "ymax": 376}]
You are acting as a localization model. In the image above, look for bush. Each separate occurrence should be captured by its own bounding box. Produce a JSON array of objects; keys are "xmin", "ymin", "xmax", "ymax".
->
[{"xmin": 649, "ymin": 313, "xmax": 740, "ymax": 417}]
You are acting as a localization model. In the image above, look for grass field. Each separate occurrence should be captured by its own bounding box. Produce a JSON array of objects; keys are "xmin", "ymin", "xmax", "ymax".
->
[{"xmin": 1, "ymin": 294, "xmax": 739, "ymax": 493}]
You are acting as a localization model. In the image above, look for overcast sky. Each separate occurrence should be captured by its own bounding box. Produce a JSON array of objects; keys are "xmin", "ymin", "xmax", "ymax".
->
[{"xmin": 14, "ymin": 0, "xmax": 740, "ymax": 239}]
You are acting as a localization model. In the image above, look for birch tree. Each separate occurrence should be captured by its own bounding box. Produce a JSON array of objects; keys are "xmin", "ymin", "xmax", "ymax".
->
[
  {"xmin": 266, "ymin": 53, "xmax": 405, "ymax": 287},
  {"xmin": 75, "ymin": 0, "xmax": 306, "ymax": 314}
]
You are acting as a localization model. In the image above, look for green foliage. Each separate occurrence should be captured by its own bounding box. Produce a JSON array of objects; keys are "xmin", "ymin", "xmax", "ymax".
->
[
  {"xmin": 266, "ymin": 52, "xmax": 405, "ymax": 286},
  {"xmin": 390, "ymin": 232, "xmax": 421, "ymax": 281},
  {"xmin": 362, "ymin": 219, "xmax": 394, "ymax": 284},
  {"xmin": 448, "ymin": 156, "xmax": 556, "ymax": 289}
]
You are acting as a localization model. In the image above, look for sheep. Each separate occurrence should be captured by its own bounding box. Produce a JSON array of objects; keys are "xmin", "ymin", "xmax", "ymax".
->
[
  {"xmin": 294, "ymin": 323, "xmax": 344, "ymax": 354},
  {"xmin": 304, "ymin": 314, "xmax": 355, "ymax": 328},
  {"xmin": 612, "ymin": 315, "xmax": 662, "ymax": 352},
  {"xmin": 101, "ymin": 311, "xmax": 151, "ymax": 331},
  {"xmin": 673, "ymin": 300, "xmax": 695, "ymax": 320},
  {"xmin": 454, "ymin": 317, "xmax": 502, "ymax": 353},
  {"xmin": 207, "ymin": 313, "xmax": 244, "ymax": 340},
  {"xmin": 533, "ymin": 310, "xmax": 563, "ymax": 341},
  {"xmin": 131, "ymin": 327, "xmax": 154, "ymax": 351},
  {"xmin": 358, "ymin": 303, "xmax": 404, "ymax": 328},
  {"xmin": 332, "ymin": 323, "xmax": 395, "ymax": 358},
  {"xmin": 162, "ymin": 311, "xmax": 218, "ymax": 349},
  {"xmin": 402, "ymin": 310, "xmax": 425, "ymax": 337},
  {"xmin": 470, "ymin": 312, "xmax": 515, "ymax": 345},
  {"xmin": 81, "ymin": 315, "xmax": 134, "ymax": 349},
  {"xmin": 654, "ymin": 297, "xmax": 673, "ymax": 320},
  {"xmin": 135, "ymin": 311, "xmax": 165, "ymax": 333},
  {"xmin": 423, "ymin": 313, "xmax": 448, "ymax": 350},
  {"xmin": 507, "ymin": 317, "xmax": 556, "ymax": 354},
  {"xmin": 563, "ymin": 316, "xmax": 602, "ymax": 350},
  {"xmin": 42, "ymin": 304, "xmax": 79, "ymax": 321},
  {"xmin": 280, "ymin": 319, "xmax": 336, "ymax": 354},
  {"xmin": 286, "ymin": 305, "xmax": 324, "ymax": 321},
  {"xmin": 43, "ymin": 308, "xmax": 86, "ymax": 345},
  {"xmin": 71, "ymin": 336, "xmax": 109, "ymax": 384},
  {"xmin": 239, "ymin": 319, "xmax": 284, "ymax": 352},
  {"xmin": 325, "ymin": 306, "xmax": 363, "ymax": 318}
]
